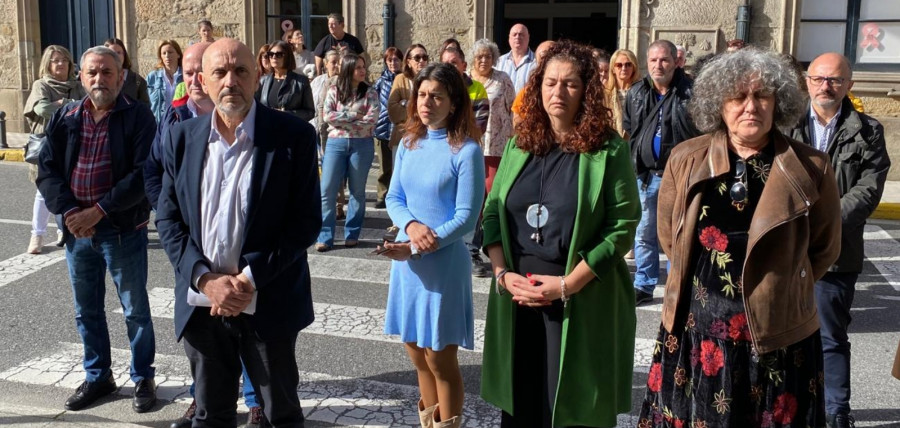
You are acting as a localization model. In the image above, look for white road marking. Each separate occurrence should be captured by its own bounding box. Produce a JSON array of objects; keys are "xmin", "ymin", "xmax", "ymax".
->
[
  {"xmin": 0, "ymin": 343, "xmax": 500, "ymax": 427},
  {"xmin": 0, "ymin": 218, "xmax": 57, "ymax": 228},
  {"xmin": 0, "ymin": 251, "xmax": 66, "ymax": 289},
  {"xmin": 864, "ymin": 224, "xmax": 900, "ymax": 291},
  {"xmin": 308, "ymin": 253, "xmax": 493, "ymax": 294}
]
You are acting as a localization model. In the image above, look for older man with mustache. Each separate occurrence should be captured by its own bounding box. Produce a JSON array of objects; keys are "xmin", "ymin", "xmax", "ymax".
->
[
  {"xmin": 36, "ymin": 45, "xmax": 158, "ymax": 413},
  {"xmin": 788, "ymin": 52, "xmax": 891, "ymax": 428}
]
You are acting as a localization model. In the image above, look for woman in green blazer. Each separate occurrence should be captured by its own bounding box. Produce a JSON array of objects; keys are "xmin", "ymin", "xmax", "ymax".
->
[{"xmin": 481, "ymin": 40, "xmax": 641, "ymax": 428}]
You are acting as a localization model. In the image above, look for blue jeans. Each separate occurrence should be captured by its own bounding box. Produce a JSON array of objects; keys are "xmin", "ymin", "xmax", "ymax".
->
[
  {"xmin": 633, "ymin": 174, "xmax": 662, "ymax": 294},
  {"xmin": 318, "ymin": 137, "xmax": 375, "ymax": 246},
  {"xmin": 188, "ymin": 367, "xmax": 257, "ymax": 407},
  {"xmin": 815, "ymin": 272, "xmax": 858, "ymax": 415},
  {"xmin": 65, "ymin": 226, "xmax": 155, "ymax": 383}
]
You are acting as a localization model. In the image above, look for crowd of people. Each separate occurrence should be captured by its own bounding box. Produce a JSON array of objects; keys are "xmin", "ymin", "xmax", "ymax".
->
[{"xmin": 20, "ymin": 10, "xmax": 895, "ymax": 428}]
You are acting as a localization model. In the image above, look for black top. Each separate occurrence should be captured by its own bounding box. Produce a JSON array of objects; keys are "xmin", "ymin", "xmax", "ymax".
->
[
  {"xmin": 313, "ymin": 33, "xmax": 365, "ymax": 58},
  {"xmin": 268, "ymin": 78, "xmax": 285, "ymax": 108},
  {"xmin": 506, "ymin": 147, "xmax": 579, "ymax": 275}
]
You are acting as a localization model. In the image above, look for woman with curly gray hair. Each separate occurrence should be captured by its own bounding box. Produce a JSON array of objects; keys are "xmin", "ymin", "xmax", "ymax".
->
[
  {"xmin": 638, "ymin": 48, "xmax": 842, "ymax": 428},
  {"xmin": 468, "ymin": 38, "xmax": 515, "ymax": 192}
]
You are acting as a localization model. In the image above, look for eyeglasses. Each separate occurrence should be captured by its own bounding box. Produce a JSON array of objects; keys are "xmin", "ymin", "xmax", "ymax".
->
[
  {"xmin": 411, "ymin": 54, "xmax": 429, "ymax": 62},
  {"xmin": 267, "ymin": 51, "xmax": 286, "ymax": 59},
  {"xmin": 730, "ymin": 158, "xmax": 748, "ymax": 208},
  {"xmin": 614, "ymin": 62, "xmax": 633, "ymax": 69},
  {"xmin": 50, "ymin": 59, "xmax": 69, "ymax": 65},
  {"xmin": 806, "ymin": 75, "xmax": 846, "ymax": 88}
]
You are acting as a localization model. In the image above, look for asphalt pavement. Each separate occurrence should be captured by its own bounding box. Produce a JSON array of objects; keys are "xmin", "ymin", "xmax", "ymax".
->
[{"xmin": 0, "ymin": 159, "xmax": 898, "ymax": 427}]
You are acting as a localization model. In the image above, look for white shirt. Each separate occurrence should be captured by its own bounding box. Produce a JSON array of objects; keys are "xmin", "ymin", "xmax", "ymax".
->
[
  {"xmin": 190, "ymin": 102, "xmax": 258, "ymax": 308},
  {"xmin": 809, "ymin": 105, "xmax": 842, "ymax": 153},
  {"xmin": 496, "ymin": 49, "xmax": 535, "ymax": 93}
]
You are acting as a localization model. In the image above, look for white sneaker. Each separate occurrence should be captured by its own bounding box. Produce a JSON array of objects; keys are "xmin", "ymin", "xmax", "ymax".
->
[
  {"xmin": 56, "ymin": 229, "xmax": 65, "ymax": 247},
  {"xmin": 27, "ymin": 235, "xmax": 43, "ymax": 254}
]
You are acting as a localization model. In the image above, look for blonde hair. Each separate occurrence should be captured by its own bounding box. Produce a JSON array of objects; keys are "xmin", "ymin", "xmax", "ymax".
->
[
  {"xmin": 39, "ymin": 45, "xmax": 76, "ymax": 80},
  {"xmin": 605, "ymin": 49, "xmax": 641, "ymax": 137}
]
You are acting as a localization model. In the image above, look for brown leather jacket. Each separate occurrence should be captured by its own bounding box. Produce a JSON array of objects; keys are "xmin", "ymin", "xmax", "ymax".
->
[{"xmin": 658, "ymin": 131, "xmax": 841, "ymax": 354}]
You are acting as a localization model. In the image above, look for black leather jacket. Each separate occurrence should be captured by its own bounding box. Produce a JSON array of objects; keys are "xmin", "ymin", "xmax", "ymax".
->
[
  {"xmin": 256, "ymin": 71, "xmax": 316, "ymax": 121},
  {"xmin": 623, "ymin": 67, "xmax": 700, "ymax": 177},
  {"xmin": 787, "ymin": 96, "xmax": 891, "ymax": 272}
]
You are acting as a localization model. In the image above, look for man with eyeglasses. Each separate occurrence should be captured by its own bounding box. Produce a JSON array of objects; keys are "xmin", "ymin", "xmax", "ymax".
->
[
  {"xmin": 624, "ymin": 39, "xmax": 700, "ymax": 306},
  {"xmin": 788, "ymin": 52, "xmax": 891, "ymax": 428}
]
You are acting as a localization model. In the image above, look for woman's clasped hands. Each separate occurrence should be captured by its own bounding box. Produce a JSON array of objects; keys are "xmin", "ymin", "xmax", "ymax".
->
[{"xmin": 501, "ymin": 272, "xmax": 568, "ymax": 307}]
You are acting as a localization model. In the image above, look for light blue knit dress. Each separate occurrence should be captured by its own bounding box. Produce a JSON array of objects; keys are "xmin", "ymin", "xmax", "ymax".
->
[{"xmin": 384, "ymin": 128, "xmax": 485, "ymax": 351}]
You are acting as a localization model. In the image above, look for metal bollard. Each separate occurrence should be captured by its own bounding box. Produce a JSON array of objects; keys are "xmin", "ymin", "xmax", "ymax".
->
[{"xmin": 0, "ymin": 111, "xmax": 8, "ymax": 149}]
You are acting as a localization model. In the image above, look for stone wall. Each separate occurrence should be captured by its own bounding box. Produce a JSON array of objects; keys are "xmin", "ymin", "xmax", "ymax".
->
[
  {"xmin": 359, "ymin": 0, "xmax": 477, "ymax": 76},
  {"xmin": 131, "ymin": 0, "xmax": 245, "ymax": 76},
  {"xmin": 0, "ymin": 0, "xmax": 34, "ymax": 132}
]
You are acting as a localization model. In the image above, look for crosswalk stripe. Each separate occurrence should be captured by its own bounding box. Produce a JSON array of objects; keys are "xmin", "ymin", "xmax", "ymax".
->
[
  {"xmin": 864, "ymin": 224, "xmax": 900, "ymax": 291},
  {"xmin": 0, "ymin": 251, "xmax": 66, "ymax": 289},
  {"xmin": 125, "ymin": 287, "xmax": 656, "ymax": 368},
  {"xmin": 308, "ymin": 253, "xmax": 493, "ymax": 294},
  {"xmin": 0, "ymin": 342, "xmax": 501, "ymax": 427}
]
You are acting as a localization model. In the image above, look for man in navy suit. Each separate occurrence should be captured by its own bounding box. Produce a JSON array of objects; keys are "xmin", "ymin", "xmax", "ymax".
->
[{"xmin": 155, "ymin": 38, "xmax": 321, "ymax": 427}]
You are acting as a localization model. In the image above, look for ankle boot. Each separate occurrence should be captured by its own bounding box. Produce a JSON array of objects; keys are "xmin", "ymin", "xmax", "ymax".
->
[
  {"xmin": 418, "ymin": 398, "xmax": 437, "ymax": 428},
  {"xmin": 432, "ymin": 406, "xmax": 461, "ymax": 428}
]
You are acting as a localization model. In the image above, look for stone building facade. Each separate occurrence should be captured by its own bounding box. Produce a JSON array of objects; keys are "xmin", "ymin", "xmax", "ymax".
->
[{"xmin": 3, "ymin": 0, "xmax": 898, "ymax": 174}]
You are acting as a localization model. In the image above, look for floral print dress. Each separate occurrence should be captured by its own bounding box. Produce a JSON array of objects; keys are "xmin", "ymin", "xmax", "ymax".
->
[{"xmin": 638, "ymin": 146, "xmax": 825, "ymax": 428}]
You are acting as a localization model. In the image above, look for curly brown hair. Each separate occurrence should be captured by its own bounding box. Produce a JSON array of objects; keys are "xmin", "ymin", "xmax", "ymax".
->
[{"xmin": 515, "ymin": 39, "xmax": 614, "ymax": 155}]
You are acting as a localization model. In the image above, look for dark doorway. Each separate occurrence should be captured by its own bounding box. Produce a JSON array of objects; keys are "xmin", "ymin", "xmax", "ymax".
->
[
  {"xmin": 496, "ymin": 0, "xmax": 619, "ymax": 53},
  {"xmin": 39, "ymin": 0, "xmax": 116, "ymax": 59}
]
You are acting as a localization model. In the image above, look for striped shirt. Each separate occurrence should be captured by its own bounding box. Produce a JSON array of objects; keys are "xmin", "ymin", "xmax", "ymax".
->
[
  {"xmin": 70, "ymin": 99, "xmax": 113, "ymax": 213},
  {"xmin": 495, "ymin": 49, "xmax": 535, "ymax": 93},
  {"xmin": 809, "ymin": 105, "xmax": 842, "ymax": 153}
]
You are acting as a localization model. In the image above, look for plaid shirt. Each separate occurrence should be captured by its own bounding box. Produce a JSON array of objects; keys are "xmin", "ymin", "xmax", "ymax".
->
[{"xmin": 69, "ymin": 99, "xmax": 113, "ymax": 213}]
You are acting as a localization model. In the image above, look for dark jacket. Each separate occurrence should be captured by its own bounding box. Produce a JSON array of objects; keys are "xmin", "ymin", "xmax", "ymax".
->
[
  {"xmin": 623, "ymin": 67, "xmax": 700, "ymax": 176},
  {"xmin": 144, "ymin": 95, "xmax": 195, "ymax": 210},
  {"xmin": 373, "ymin": 68, "xmax": 397, "ymax": 141},
  {"xmin": 155, "ymin": 105, "xmax": 322, "ymax": 340},
  {"xmin": 659, "ymin": 131, "xmax": 841, "ymax": 354},
  {"xmin": 787, "ymin": 96, "xmax": 891, "ymax": 272},
  {"xmin": 256, "ymin": 72, "xmax": 315, "ymax": 121},
  {"xmin": 122, "ymin": 70, "xmax": 151, "ymax": 107},
  {"xmin": 37, "ymin": 94, "xmax": 155, "ymax": 237}
]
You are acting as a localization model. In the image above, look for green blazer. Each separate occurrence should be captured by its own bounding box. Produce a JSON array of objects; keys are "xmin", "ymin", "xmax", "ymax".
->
[{"xmin": 480, "ymin": 135, "xmax": 640, "ymax": 427}]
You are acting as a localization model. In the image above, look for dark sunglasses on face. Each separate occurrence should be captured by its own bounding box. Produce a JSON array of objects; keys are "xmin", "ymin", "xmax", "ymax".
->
[
  {"xmin": 730, "ymin": 158, "xmax": 748, "ymax": 207},
  {"xmin": 614, "ymin": 63, "xmax": 633, "ymax": 69},
  {"xmin": 411, "ymin": 54, "xmax": 429, "ymax": 62},
  {"xmin": 267, "ymin": 51, "xmax": 285, "ymax": 59}
]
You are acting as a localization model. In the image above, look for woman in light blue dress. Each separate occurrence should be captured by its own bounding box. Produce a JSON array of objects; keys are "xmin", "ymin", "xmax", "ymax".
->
[{"xmin": 379, "ymin": 63, "xmax": 485, "ymax": 428}]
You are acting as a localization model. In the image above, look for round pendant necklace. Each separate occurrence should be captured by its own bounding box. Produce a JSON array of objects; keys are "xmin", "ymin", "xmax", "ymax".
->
[{"xmin": 526, "ymin": 152, "xmax": 562, "ymax": 244}]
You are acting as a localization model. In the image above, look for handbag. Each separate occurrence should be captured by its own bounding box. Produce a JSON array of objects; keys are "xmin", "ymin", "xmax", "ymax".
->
[{"xmin": 24, "ymin": 133, "xmax": 46, "ymax": 165}]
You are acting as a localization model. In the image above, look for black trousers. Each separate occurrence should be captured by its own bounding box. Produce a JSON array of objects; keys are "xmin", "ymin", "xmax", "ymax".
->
[
  {"xmin": 500, "ymin": 300, "xmax": 590, "ymax": 428},
  {"xmin": 183, "ymin": 311, "xmax": 304, "ymax": 428},
  {"xmin": 815, "ymin": 271, "xmax": 858, "ymax": 416}
]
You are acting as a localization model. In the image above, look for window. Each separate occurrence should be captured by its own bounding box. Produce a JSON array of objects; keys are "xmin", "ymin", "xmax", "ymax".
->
[
  {"xmin": 798, "ymin": 0, "xmax": 900, "ymax": 69},
  {"xmin": 265, "ymin": 0, "xmax": 342, "ymax": 48}
]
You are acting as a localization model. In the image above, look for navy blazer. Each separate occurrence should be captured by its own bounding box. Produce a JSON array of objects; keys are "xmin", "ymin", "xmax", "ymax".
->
[{"xmin": 155, "ymin": 104, "xmax": 322, "ymax": 340}]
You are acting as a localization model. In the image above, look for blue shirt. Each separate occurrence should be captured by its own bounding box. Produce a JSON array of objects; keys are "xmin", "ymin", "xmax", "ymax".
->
[
  {"xmin": 652, "ymin": 93, "xmax": 663, "ymax": 160},
  {"xmin": 496, "ymin": 49, "xmax": 536, "ymax": 93}
]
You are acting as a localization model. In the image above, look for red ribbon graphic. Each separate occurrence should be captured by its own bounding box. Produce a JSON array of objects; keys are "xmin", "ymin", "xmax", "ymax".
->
[{"xmin": 860, "ymin": 23, "xmax": 882, "ymax": 50}]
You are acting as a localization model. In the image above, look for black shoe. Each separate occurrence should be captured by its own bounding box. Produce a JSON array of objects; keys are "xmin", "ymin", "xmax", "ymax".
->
[
  {"xmin": 64, "ymin": 374, "xmax": 117, "ymax": 411},
  {"xmin": 471, "ymin": 255, "xmax": 491, "ymax": 278},
  {"xmin": 375, "ymin": 200, "xmax": 386, "ymax": 209},
  {"xmin": 170, "ymin": 399, "xmax": 196, "ymax": 428},
  {"xmin": 826, "ymin": 413, "xmax": 856, "ymax": 428},
  {"xmin": 247, "ymin": 406, "xmax": 268, "ymax": 428},
  {"xmin": 635, "ymin": 290, "xmax": 654, "ymax": 306},
  {"xmin": 132, "ymin": 378, "xmax": 157, "ymax": 413}
]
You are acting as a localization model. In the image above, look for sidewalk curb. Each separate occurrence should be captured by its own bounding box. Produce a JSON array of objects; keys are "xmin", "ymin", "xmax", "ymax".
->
[
  {"xmin": 0, "ymin": 148, "xmax": 25, "ymax": 162},
  {"xmin": 872, "ymin": 202, "xmax": 900, "ymax": 220}
]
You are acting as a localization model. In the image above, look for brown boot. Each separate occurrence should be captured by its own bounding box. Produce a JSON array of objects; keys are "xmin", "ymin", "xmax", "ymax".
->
[
  {"xmin": 418, "ymin": 398, "xmax": 437, "ymax": 428},
  {"xmin": 432, "ymin": 406, "xmax": 461, "ymax": 428}
]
